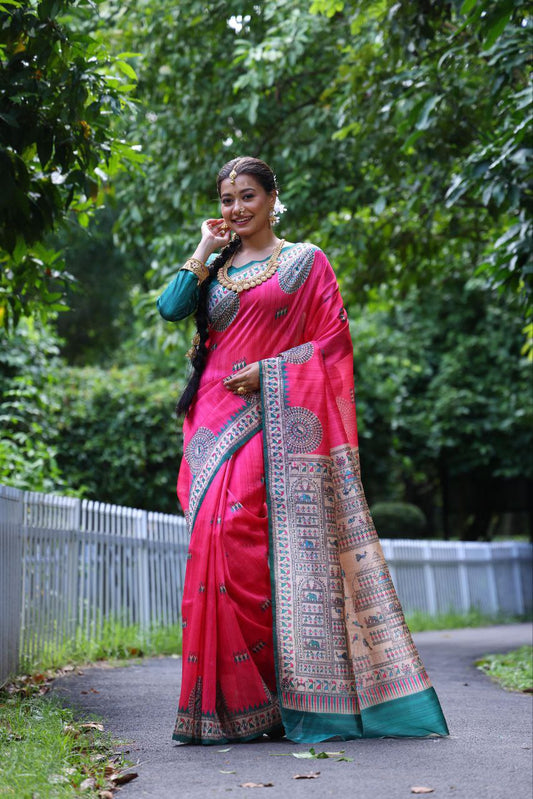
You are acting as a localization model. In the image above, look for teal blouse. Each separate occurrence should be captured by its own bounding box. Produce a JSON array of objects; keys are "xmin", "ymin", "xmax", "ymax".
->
[{"xmin": 156, "ymin": 246, "xmax": 297, "ymax": 322}]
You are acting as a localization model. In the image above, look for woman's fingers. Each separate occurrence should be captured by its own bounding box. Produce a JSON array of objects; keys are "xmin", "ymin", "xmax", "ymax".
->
[
  {"xmin": 223, "ymin": 363, "xmax": 260, "ymax": 393},
  {"xmin": 202, "ymin": 218, "xmax": 231, "ymax": 244}
]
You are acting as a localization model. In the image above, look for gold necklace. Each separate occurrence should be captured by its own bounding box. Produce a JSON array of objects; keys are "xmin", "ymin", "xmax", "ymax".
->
[{"xmin": 218, "ymin": 239, "xmax": 285, "ymax": 294}]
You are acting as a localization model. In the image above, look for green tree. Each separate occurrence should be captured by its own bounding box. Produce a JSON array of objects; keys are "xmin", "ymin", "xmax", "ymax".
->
[
  {"xmin": 353, "ymin": 275, "xmax": 533, "ymax": 538},
  {"xmin": 311, "ymin": 0, "xmax": 532, "ymax": 318},
  {"xmin": 0, "ymin": 0, "xmax": 140, "ymax": 328},
  {"xmin": 0, "ymin": 319, "xmax": 68, "ymax": 491}
]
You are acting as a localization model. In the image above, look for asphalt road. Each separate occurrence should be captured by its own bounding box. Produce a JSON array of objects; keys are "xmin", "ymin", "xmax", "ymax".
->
[{"xmin": 53, "ymin": 624, "xmax": 533, "ymax": 799}]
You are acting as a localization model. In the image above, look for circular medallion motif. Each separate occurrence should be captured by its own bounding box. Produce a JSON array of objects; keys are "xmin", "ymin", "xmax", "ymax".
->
[
  {"xmin": 284, "ymin": 406, "xmax": 322, "ymax": 453},
  {"xmin": 208, "ymin": 283, "xmax": 240, "ymax": 332},
  {"xmin": 278, "ymin": 244, "xmax": 317, "ymax": 294},
  {"xmin": 185, "ymin": 427, "xmax": 216, "ymax": 472},
  {"xmin": 281, "ymin": 343, "xmax": 314, "ymax": 364}
]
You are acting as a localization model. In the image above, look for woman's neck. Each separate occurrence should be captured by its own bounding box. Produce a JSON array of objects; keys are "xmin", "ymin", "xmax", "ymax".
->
[{"xmin": 235, "ymin": 230, "xmax": 280, "ymax": 263}]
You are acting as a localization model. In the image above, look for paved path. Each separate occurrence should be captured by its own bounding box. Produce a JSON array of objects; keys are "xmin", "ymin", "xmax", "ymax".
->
[{"xmin": 53, "ymin": 624, "xmax": 533, "ymax": 799}]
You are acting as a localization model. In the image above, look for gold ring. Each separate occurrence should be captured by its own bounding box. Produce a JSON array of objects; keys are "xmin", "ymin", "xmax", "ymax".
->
[{"xmin": 237, "ymin": 386, "xmax": 246, "ymax": 395}]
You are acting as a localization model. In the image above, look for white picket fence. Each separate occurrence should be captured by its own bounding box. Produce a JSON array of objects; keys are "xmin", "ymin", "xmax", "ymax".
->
[
  {"xmin": 1, "ymin": 485, "xmax": 532, "ymax": 684},
  {"xmin": 0, "ymin": 485, "xmax": 189, "ymax": 684}
]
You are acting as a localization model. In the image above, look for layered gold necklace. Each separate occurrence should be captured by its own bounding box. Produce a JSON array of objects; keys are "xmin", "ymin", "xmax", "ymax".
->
[{"xmin": 218, "ymin": 239, "xmax": 286, "ymax": 294}]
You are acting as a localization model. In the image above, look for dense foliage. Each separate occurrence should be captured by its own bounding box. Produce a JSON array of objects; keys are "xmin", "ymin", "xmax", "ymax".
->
[
  {"xmin": 0, "ymin": 0, "xmax": 530, "ymax": 536},
  {"xmin": 54, "ymin": 365, "xmax": 182, "ymax": 513},
  {"xmin": 0, "ymin": 320, "xmax": 66, "ymax": 492},
  {"xmin": 0, "ymin": 0, "xmax": 140, "ymax": 328}
]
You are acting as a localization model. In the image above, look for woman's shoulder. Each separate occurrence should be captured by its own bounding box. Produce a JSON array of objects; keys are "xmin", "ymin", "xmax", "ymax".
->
[{"xmin": 282, "ymin": 241, "xmax": 323, "ymax": 259}]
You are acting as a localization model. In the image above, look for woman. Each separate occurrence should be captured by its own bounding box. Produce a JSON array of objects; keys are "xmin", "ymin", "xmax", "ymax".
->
[{"xmin": 157, "ymin": 156, "xmax": 448, "ymax": 745}]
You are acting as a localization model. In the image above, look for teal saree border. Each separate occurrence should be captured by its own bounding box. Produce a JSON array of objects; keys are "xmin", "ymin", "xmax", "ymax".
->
[{"xmin": 187, "ymin": 401, "xmax": 262, "ymax": 532}]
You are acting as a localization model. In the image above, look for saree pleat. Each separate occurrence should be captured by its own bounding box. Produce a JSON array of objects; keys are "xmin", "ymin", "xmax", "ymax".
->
[
  {"xmin": 174, "ymin": 432, "xmax": 282, "ymax": 743},
  {"xmin": 173, "ymin": 243, "xmax": 448, "ymax": 744}
]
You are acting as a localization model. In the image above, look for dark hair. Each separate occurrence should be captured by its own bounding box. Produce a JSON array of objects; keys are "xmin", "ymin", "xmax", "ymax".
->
[{"xmin": 176, "ymin": 157, "xmax": 277, "ymax": 416}]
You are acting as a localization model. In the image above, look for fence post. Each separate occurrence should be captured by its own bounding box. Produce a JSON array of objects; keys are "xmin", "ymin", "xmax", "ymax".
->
[
  {"xmin": 511, "ymin": 541, "xmax": 525, "ymax": 615},
  {"xmin": 457, "ymin": 542, "xmax": 471, "ymax": 613},
  {"xmin": 423, "ymin": 541, "xmax": 437, "ymax": 616},
  {"xmin": 0, "ymin": 486, "xmax": 24, "ymax": 682},
  {"xmin": 137, "ymin": 509, "xmax": 150, "ymax": 632}
]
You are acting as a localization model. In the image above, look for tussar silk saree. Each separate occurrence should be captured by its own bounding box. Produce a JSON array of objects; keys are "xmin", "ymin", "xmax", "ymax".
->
[{"xmin": 159, "ymin": 243, "xmax": 448, "ymax": 744}]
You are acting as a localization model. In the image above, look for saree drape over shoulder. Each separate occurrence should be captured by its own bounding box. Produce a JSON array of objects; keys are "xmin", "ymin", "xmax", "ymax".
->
[{"xmin": 162, "ymin": 243, "xmax": 448, "ymax": 744}]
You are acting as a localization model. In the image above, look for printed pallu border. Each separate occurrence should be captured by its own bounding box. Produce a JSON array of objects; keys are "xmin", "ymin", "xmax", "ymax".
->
[
  {"xmin": 260, "ymin": 356, "xmax": 449, "ymax": 739},
  {"xmin": 187, "ymin": 395, "xmax": 262, "ymax": 532},
  {"xmin": 260, "ymin": 356, "xmax": 359, "ymax": 716}
]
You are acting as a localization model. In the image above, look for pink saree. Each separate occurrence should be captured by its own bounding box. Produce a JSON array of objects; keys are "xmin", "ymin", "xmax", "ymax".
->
[{"xmin": 173, "ymin": 244, "xmax": 448, "ymax": 744}]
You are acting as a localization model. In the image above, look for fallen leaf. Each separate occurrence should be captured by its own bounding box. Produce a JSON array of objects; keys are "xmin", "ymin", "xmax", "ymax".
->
[
  {"xmin": 218, "ymin": 747, "xmax": 233, "ymax": 752},
  {"xmin": 109, "ymin": 771, "xmax": 139, "ymax": 786},
  {"xmin": 336, "ymin": 756, "xmax": 354, "ymax": 762},
  {"xmin": 79, "ymin": 777, "xmax": 96, "ymax": 791},
  {"xmin": 293, "ymin": 772, "xmax": 321, "ymax": 779},
  {"xmin": 80, "ymin": 722, "xmax": 104, "ymax": 732},
  {"xmin": 292, "ymin": 752, "xmax": 315, "ymax": 759},
  {"xmin": 239, "ymin": 783, "xmax": 274, "ymax": 788},
  {"xmin": 220, "ymin": 769, "xmax": 236, "ymax": 774},
  {"xmin": 411, "ymin": 788, "xmax": 434, "ymax": 794},
  {"xmin": 49, "ymin": 775, "xmax": 69, "ymax": 785},
  {"xmin": 324, "ymin": 751, "xmax": 345, "ymax": 756}
]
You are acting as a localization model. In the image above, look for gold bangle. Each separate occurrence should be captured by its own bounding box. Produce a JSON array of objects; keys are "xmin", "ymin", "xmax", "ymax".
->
[{"xmin": 181, "ymin": 258, "xmax": 209, "ymax": 284}]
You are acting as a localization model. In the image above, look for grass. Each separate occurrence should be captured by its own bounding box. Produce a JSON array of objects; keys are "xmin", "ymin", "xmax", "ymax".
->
[
  {"xmin": 475, "ymin": 645, "xmax": 533, "ymax": 692},
  {"xmin": 17, "ymin": 620, "xmax": 182, "ymax": 675},
  {"xmin": 0, "ymin": 620, "xmax": 181, "ymax": 798},
  {"xmin": 0, "ymin": 683, "xmax": 132, "ymax": 798},
  {"xmin": 405, "ymin": 608, "xmax": 529, "ymax": 632}
]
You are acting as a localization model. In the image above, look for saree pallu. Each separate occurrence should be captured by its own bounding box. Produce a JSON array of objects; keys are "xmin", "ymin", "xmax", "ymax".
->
[{"xmin": 173, "ymin": 243, "xmax": 448, "ymax": 744}]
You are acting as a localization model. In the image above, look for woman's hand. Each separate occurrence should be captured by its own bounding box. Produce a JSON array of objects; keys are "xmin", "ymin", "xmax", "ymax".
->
[
  {"xmin": 223, "ymin": 362, "xmax": 260, "ymax": 395},
  {"xmin": 195, "ymin": 218, "xmax": 231, "ymax": 259}
]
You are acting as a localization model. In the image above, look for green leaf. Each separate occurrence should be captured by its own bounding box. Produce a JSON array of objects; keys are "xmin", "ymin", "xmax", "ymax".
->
[
  {"xmin": 460, "ymin": 0, "xmax": 478, "ymax": 14},
  {"xmin": 483, "ymin": 11, "xmax": 513, "ymax": 50},
  {"xmin": 116, "ymin": 60, "xmax": 138, "ymax": 81},
  {"xmin": 416, "ymin": 95, "xmax": 443, "ymax": 131}
]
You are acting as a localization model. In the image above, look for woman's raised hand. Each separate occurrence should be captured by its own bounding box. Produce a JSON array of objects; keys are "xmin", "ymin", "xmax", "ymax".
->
[
  {"xmin": 202, "ymin": 218, "xmax": 231, "ymax": 249},
  {"xmin": 191, "ymin": 219, "xmax": 232, "ymax": 265}
]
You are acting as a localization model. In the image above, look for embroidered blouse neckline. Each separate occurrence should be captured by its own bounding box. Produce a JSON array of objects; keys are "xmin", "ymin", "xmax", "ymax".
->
[{"xmin": 229, "ymin": 242, "xmax": 297, "ymax": 271}]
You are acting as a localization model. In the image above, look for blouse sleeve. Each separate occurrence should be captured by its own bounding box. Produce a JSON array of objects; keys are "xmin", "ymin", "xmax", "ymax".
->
[{"xmin": 156, "ymin": 269, "xmax": 200, "ymax": 321}]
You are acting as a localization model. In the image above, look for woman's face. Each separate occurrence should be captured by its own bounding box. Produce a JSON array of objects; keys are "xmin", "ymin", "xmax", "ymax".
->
[{"xmin": 219, "ymin": 173, "xmax": 276, "ymax": 238}]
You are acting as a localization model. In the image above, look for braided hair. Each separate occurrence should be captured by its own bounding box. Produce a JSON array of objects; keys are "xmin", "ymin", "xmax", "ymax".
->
[{"xmin": 176, "ymin": 156, "xmax": 278, "ymax": 416}]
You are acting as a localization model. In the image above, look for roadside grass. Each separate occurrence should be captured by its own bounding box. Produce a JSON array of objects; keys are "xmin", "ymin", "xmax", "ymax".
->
[
  {"xmin": 405, "ymin": 608, "xmax": 529, "ymax": 632},
  {"xmin": 1, "ymin": 612, "xmax": 528, "ymax": 797},
  {"xmin": 18, "ymin": 620, "xmax": 182, "ymax": 674},
  {"xmin": 475, "ymin": 645, "xmax": 533, "ymax": 692},
  {"xmin": 0, "ymin": 683, "xmax": 133, "ymax": 798},
  {"xmin": 0, "ymin": 621, "xmax": 180, "ymax": 798}
]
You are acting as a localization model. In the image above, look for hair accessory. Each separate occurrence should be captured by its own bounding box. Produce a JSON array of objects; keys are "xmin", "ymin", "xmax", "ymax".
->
[
  {"xmin": 218, "ymin": 239, "xmax": 285, "ymax": 294},
  {"xmin": 229, "ymin": 158, "xmax": 243, "ymax": 184},
  {"xmin": 269, "ymin": 197, "xmax": 287, "ymax": 225},
  {"xmin": 181, "ymin": 258, "xmax": 209, "ymax": 284},
  {"xmin": 186, "ymin": 332, "xmax": 200, "ymax": 361}
]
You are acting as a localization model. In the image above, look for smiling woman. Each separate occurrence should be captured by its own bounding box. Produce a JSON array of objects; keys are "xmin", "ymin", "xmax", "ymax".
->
[{"xmin": 156, "ymin": 156, "xmax": 449, "ymax": 745}]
